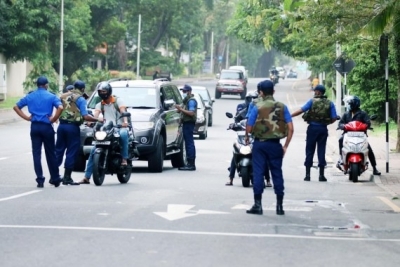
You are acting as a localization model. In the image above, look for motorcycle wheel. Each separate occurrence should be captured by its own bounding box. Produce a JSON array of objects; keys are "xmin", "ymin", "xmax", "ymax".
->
[
  {"xmin": 240, "ymin": 166, "xmax": 251, "ymax": 188},
  {"xmin": 349, "ymin": 163, "xmax": 359, "ymax": 183},
  {"xmin": 93, "ymin": 152, "xmax": 106, "ymax": 186},
  {"xmin": 117, "ymin": 161, "xmax": 132, "ymax": 184}
]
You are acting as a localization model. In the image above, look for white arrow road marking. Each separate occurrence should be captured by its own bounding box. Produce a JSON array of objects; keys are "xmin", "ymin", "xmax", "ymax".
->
[
  {"xmin": 154, "ymin": 205, "xmax": 197, "ymax": 221},
  {"xmin": 0, "ymin": 157, "xmax": 8, "ymax": 161},
  {"xmin": 231, "ymin": 204, "xmax": 251, "ymax": 210},
  {"xmin": 0, "ymin": 190, "xmax": 41, "ymax": 202},
  {"xmin": 154, "ymin": 205, "xmax": 230, "ymax": 221}
]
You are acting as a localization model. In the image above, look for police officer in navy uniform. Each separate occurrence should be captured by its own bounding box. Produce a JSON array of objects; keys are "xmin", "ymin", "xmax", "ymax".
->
[
  {"xmin": 291, "ymin": 85, "xmax": 337, "ymax": 182},
  {"xmin": 55, "ymin": 80, "xmax": 98, "ymax": 185},
  {"xmin": 63, "ymin": 85, "xmax": 74, "ymax": 94},
  {"xmin": 13, "ymin": 76, "xmax": 64, "ymax": 188},
  {"xmin": 245, "ymin": 80, "xmax": 294, "ymax": 215},
  {"xmin": 176, "ymin": 84, "xmax": 197, "ymax": 171}
]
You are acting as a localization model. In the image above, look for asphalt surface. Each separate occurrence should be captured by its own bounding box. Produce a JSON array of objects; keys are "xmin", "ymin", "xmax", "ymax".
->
[{"xmin": 1, "ymin": 76, "xmax": 400, "ymax": 267}]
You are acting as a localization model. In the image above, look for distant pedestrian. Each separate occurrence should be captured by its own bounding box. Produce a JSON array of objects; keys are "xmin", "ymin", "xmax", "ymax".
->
[
  {"xmin": 245, "ymin": 80, "xmax": 294, "ymax": 215},
  {"xmin": 311, "ymin": 76, "xmax": 319, "ymax": 90},
  {"xmin": 153, "ymin": 71, "xmax": 159, "ymax": 80},
  {"xmin": 176, "ymin": 84, "xmax": 197, "ymax": 171},
  {"xmin": 291, "ymin": 85, "xmax": 337, "ymax": 182},
  {"xmin": 55, "ymin": 80, "xmax": 98, "ymax": 185},
  {"xmin": 13, "ymin": 76, "xmax": 64, "ymax": 188}
]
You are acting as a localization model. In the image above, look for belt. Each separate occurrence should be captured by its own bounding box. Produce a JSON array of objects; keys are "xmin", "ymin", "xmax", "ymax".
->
[
  {"xmin": 254, "ymin": 138, "xmax": 280, "ymax": 143},
  {"xmin": 59, "ymin": 120, "xmax": 80, "ymax": 125}
]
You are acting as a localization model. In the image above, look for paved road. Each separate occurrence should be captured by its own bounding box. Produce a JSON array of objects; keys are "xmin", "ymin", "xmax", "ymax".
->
[{"xmin": 1, "ymin": 78, "xmax": 399, "ymax": 267}]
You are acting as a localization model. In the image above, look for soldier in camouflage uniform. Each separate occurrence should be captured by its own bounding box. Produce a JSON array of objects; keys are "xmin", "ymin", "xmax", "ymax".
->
[
  {"xmin": 245, "ymin": 80, "xmax": 294, "ymax": 216},
  {"xmin": 291, "ymin": 85, "xmax": 337, "ymax": 182},
  {"xmin": 55, "ymin": 80, "xmax": 98, "ymax": 185}
]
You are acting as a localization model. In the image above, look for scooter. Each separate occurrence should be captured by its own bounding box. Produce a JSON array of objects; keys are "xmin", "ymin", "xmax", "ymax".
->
[
  {"xmin": 226, "ymin": 112, "xmax": 253, "ymax": 187},
  {"xmin": 340, "ymin": 115, "xmax": 376, "ymax": 182},
  {"xmin": 270, "ymin": 73, "xmax": 279, "ymax": 85}
]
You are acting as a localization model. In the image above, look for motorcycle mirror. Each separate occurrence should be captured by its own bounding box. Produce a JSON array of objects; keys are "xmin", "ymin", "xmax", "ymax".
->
[
  {"xmin": 370, "ymin": 114, "xmax": 378, "ymax": 120},
  {"xmin": 226, "ymin": 112, "xmax": 233, "ymax": 118}
]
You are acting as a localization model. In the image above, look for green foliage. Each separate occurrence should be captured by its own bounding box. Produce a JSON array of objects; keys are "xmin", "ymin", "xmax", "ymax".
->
[{"xmin": 0, "ymin": 97, "xmax": 22, "ymax": 109}]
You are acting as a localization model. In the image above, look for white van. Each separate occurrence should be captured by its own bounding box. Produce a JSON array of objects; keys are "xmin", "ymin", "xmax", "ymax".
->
[{"xmin": 229, "ymin": 65, "xmax": 248, "ymax": 82}]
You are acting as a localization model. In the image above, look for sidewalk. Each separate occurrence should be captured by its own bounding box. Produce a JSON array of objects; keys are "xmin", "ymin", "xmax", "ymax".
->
[{"xmin": 0, "ymin": 108, "xmax": 24, "ymax": 125}]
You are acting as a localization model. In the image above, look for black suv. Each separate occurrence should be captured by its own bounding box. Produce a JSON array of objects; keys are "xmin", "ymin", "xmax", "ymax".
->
[{"xmin": 74, "ymin": 78, "xmax": 185, "ymax": 173}]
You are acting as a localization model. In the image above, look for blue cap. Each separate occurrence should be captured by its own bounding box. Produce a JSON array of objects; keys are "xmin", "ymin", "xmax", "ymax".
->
[
  {"xmin": 258, "ymin": 80, "xmax": 274, "ymax": 92},
  {"xmin": 74, "ymin": 80, "xmax": 86, "ymax": 90},
  {"xmin": 36, "ymin": 76, "xmax": 49, "ymax": 86},
  {"xmin": 314, "ymin": 84, "xmax": 326, "ymax": 93},
  {"xmin": 180, "ymin": 84, "xmax": 192, "ymax": 91}
]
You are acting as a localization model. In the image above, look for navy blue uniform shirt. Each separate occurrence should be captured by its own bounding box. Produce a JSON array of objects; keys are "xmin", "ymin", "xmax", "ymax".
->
[{"xmin": 16, "ymin": 88, "xmax": 62, "ymax": 124}]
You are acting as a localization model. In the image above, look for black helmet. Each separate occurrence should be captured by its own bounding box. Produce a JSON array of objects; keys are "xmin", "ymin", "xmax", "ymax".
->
[
  {"xmin": 97, "ymin": 82, "xmax": 112, "ymax": 101},
  {"xmin": 63, "ymin": 85, "xmax": 74, "ymax": 93},
  {"xmin": 348, "ymin": 96, "xmax": 361, "ymax": 111},
  {"xmin": 74, "ymin": 80, "xmax": 86, "ymax": 91}
]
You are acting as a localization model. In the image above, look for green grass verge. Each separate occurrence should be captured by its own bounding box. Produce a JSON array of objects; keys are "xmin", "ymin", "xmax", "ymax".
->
[
  {"xmin": 370, "ymin": 120, "xmax": 397, "ymax": 139},
  {"xmin": 0, "ymin": 97, "xmax": 20, "ymax": 110}
]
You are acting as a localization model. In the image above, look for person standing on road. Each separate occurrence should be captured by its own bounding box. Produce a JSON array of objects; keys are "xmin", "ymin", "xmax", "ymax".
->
[
  {"xmin": 13, "ymin": 76, "xmax": 64, "ymax": 188},
  {"xmin": 291, "ymin": 85, "xmax": 337, "ymax": 182},
  {"xmin": 79, "ymin": 81, "xmax": 129, "ymax": 184},
  {"xmin": 55, "ymin": 80, "xmax": 98, "ymax": 186},
  {"xmin": 245, "ymin": 80, "xmax": 294, "ymax": 215},
  {"xmin": 312, "ymin": 76, "xmax": 319, "ymax": 90},
  {"xmin": 336, "ymin": 96, "xmax": 381, "ymax": 175},
  {"xmin": 176, "ymin": 84, "xmax": 197, "ymax": 171}
]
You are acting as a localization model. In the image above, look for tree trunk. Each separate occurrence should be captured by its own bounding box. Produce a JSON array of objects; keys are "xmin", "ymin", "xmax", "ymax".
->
[
  {"xmin": 116, "ymin": 40, "xmax": 127, "ymax": 71},
  {"xmin": 150, "ymin": 11, "xmax": 173, "ymax": 49}
]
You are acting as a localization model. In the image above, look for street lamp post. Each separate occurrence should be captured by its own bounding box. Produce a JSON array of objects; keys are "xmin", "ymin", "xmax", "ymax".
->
[
  {"xmin": 136, "ymin": 14, "xmax": 141, "ymax": 80},
  {"xmin": 58, "ymin": 0, "xmax": 64, "ymax": 93},
  {"xmin": 210, "ymin": 31, "xmax": 214, "ymax": 74}
]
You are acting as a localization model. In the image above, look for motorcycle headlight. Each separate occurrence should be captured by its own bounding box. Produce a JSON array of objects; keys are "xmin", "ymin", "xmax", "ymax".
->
[
  {"xmin": 95, "ymin": 131, "xmax": 107, "ymax": 141},
  {"xmin": 196, "ymin": 114, "xmax": 205, "ymax": 123},
  {"xmin": 239, "ymin": 145, "xmax": 252, "ymax": 155}
]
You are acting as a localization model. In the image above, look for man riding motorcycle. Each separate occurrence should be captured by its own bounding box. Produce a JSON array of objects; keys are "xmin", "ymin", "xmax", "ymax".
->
[{"xmin": 336, "ymin": 96, "xmax": 381, "ymax": 175}]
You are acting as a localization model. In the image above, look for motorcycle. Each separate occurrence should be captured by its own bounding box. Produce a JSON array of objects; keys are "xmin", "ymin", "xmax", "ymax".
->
[
  {"xmin": 270, "ymin": 73, "xmax": 279, "ymax": 85},
  {"xmin": 226, "ymin": 112, "xmax": 253, "ymax": 187},
  {"xmin": 91, "ymin": 112, "xmax": 138, "ymax": 186},
  {"xmin": 339, "ymin": 115, "xmax": 376, "ymax": 182}
]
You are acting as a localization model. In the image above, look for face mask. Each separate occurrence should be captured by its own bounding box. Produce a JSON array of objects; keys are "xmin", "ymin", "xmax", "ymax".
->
[
  {"xmin": 182, "ymin": 93, "xmax": 188, "ymax": 98},
  {"xmin": 99, "ymin": 93, "xmax": 109, "ymax": 100}
]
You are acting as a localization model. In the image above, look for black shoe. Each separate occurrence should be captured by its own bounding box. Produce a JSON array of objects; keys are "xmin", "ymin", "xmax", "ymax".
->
[
  {"xmin": 49, "ymin": 178, "xmax": 62, "ymax": 187},
  {"xmin": 36, "ymin": 177, "xmax": 44, "ymax": 188},
  {"xmin": 276, "ymin": 195, "xmax": 285, "ymax": 215},
  {"xmin": 178, "ymin": 165, "xmax": 196, "ymax": 171},
  {"xmin": 62, "ymin": 178, "xmax": 80, "ymax": 185},
  {"xmin": 246, "ymin": 200, "xmax": 263, "ymax": 215},
  {"xmin": 373, "ymin": 168, "xmax": 381, "ymax": 175},
  {"xmin": 304, "ymin": 176, "xmax": 310, "ymax": 181},
  {"xmin": 37, "ymin": 183, "xmax": 44, "ymax": 188},
  {"xmin": 319, "ymin": 175, "xmax": 327, "ymax": 182}
]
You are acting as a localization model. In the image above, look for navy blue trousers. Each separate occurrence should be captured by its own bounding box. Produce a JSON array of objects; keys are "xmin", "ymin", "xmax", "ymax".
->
[
  {"xmin": 252, "ymin": 140, "xmax": 284, "ymax": 196},
  {"xmin": 30, "ymin": 122, "xmax": 59, "ymax": 182},
  {"xmin": 305, "ymin": 125, "xmax": 328, "ymax": 168},
  {"xmin": 182, "ymin": 122, "xmax": 196, "ymax": 160},
  {"xmin": 55, "ymin": 123, "xmax": 81, "ymax": 169}
]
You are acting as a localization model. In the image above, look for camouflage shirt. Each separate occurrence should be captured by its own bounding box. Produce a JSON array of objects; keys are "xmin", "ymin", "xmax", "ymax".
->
[
  {"xmin": 252, "ymin": 96, "xmax": 288, "ymax": 140},
  {"xmin": 59, "ymin": 89, "xmax": 84, "ymax": 124},
  {"xmin": 181, "ymin": 95, "xmax": 197, "ymax": 123},
  {"xmin": 302, "ymin": 96, "xmax": 332, "ymax": 125}
]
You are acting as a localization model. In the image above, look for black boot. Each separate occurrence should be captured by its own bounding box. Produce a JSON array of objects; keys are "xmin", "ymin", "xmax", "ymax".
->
[
  {"xmin": 319, "ymin": 167, "xmax": 327, "ymax": 182},
  {"xmin": 304, "ymin": 167, "xmax": 311, "ymax": 181},
  {"xmin": 178, "ymin": 159, "xmax": 196, "ymax": 171},
  {"xmin": 276, "ymin": 195, "xmax": 285, "ymax": 215},
  {"xmin": 373, "ymin": 166, "xmax": 381, "ymax": 175},
  {"xmin": 246, "ymin": 195, "xmax": 263, "ymax": 215},
  {"xmin": 62, "ymin": 168, "xmax": 80, "ymax": 185}
]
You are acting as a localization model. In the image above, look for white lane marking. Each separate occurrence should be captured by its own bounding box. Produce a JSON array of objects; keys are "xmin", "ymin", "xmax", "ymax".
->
[
  {"xmin": 377, "ymin": 196, "xmax": 400, "ymax": 212},
  {"xmin": 0, "ymin": 225, "xmax": 400, "ymax": 242},
  {"xmin": 0, "ymin": 190, "xmax": 41, "ymax": 202},
  {"xmin": 0, "ymin": 157, "xmax": 8, "ymax": 161},
  {"xmin": 231, "ymin": 204, "xmax": 312, "ymax": 212},
  {"xmin": 154, "ymin": 205, "xmax": 230, "ymax": 221}
]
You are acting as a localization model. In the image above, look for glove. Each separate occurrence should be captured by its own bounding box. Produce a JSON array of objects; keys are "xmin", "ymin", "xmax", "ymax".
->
[{"xmin": 338, "ymin": 124, "xmax": 345, "ymax": 130}]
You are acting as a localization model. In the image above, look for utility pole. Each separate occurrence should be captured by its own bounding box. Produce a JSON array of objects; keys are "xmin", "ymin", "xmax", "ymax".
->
[
  {"xmin": 210, "ymin": 31, "xmax": 214, "ymax": 74},
  {"xmin": 189, "ymin": 33, "xmax": 192, "ymax": 76},
  {"xmin": 58, "ymin": 0, "xmax": 64, "ymax": 93},
  {"xmin": 136, "ymin": 14, "xmax": 141, "ymax": 80},
  {"xmin": 236, "ymin": 48, "xmax": 239, "ymax": 65},
  {"xmin": 335, "ymin": 18, "xmax": 342, "ymax": 114},
  {"xmin": 225, "ymin": 41, "xmax": 229, "ymax": 69}
]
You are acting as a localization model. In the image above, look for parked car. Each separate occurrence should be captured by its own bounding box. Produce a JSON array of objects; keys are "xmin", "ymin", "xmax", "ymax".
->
[
  {"xmin": 74, "ymin": 78, "xmax": 185, "ymax": 173},
  {"xmin": 229, "ymin": 65, "xmax": 248, "ymax": 83},
  {"xmin": 189, "ymin": 86, "xmax": 214, "ymax": 127},
  {"xmin": 178, "ymin": 90, "xmax": 209, "ymax": 140},
  {"xmin": 287, "ymin": 70, "xmax": 298, "ymax": 78},
  {"xmin": 215, "ymin": 69, "xmax": 247, "ymax": 99},
  {"xmin": 276, "ymin": 67, "xmax": 286, "ymax": 79}
]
